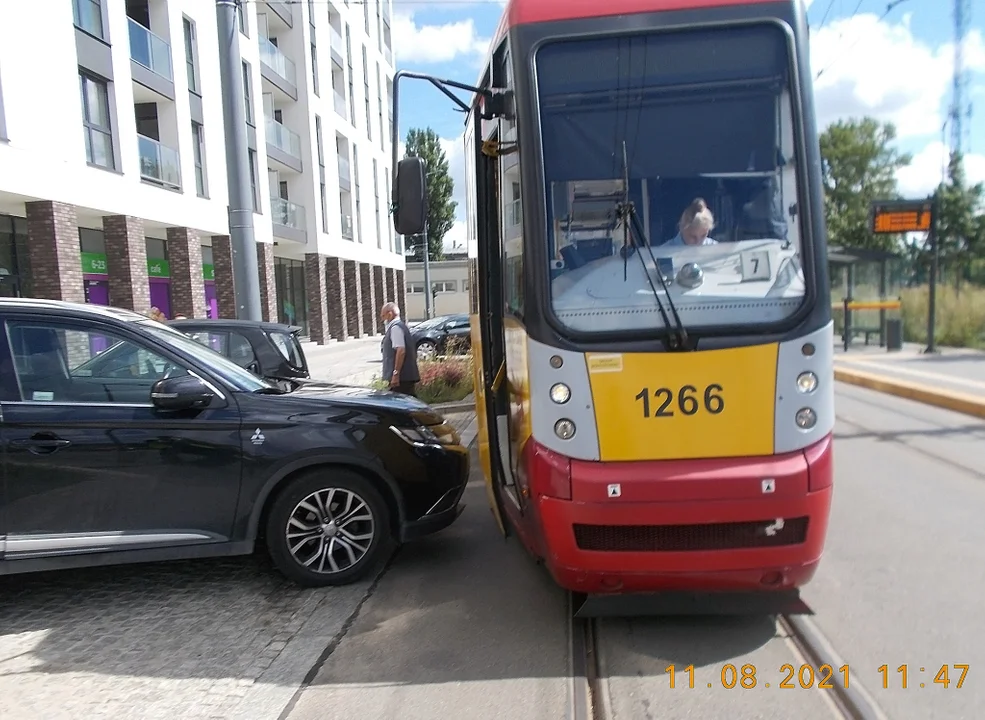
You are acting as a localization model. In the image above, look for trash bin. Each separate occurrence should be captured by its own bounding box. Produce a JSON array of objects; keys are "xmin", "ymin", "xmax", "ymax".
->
[{"xmin": 885, "ymin": 318, "xmax": 903, "ymax": 351}]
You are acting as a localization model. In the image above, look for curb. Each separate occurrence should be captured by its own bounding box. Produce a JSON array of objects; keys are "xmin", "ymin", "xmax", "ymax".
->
[
  {"xmin": 432, "ymin": 400, "xmax": 477, "ymax": 414},
  {"xmin": 834, "ymin": 366, "xmax": 985, "ymax": 420}
]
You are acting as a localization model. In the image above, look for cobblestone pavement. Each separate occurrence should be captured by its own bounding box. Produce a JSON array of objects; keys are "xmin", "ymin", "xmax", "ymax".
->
[
  {"xmin": 0, "ymin": 552, "xmax": 382, "ymax": 720},
  {"xmin": 0, "ymin": 410, "xmax": 478, "ymax": 720}
]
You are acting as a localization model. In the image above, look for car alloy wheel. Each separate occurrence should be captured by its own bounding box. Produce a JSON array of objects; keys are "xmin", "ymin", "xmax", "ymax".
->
[
  {"xmin": 417, "ymin": 340, "xmax": 436, "ymax": 360},
  {"xmin": 266, "ymin": 469, "xmax": 390, "ymax": 586},
  {"xmin": 286, "ymin": 487, "xmax": 375, "ymax": 573}
]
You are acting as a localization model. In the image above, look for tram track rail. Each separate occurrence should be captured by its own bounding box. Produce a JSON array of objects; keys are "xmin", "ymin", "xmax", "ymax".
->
[{"xmin": 568, "ymin": 597, "xmax": 889, "ymax": 720}]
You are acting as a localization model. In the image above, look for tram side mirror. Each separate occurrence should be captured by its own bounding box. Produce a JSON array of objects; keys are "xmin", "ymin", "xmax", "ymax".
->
[{"xmin": 393, "ymin": 156, "xmax": 428, "ymax": 236}]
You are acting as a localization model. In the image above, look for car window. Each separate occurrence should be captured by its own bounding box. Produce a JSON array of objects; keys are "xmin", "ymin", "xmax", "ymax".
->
[
  {"xmin": 189, "ymin": 331, "xmax": 228, "ymax": 355},
  {"xmin": 228, "ymin": 332, "xmax": 257, "ymax": 368},
  {"xmin": 6, "ymin": 320, "xmax": 188, "ymax": 403},
  {"xmin": 141, "ymin": 324, "xmax": 271, "ymax": 392},
  {"xmin": 270, "ymin": 331, "xmax": 304, "ymax": 368},
  {"xmin": 445, "ymin": 318, "xmax": 470, "ymax": 330}
]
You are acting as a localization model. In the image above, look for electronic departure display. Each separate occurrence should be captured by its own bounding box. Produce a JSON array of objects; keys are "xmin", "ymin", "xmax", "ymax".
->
[{"xmin": 870, "ymin": 201, "xmax": 933, "ymax": 234}]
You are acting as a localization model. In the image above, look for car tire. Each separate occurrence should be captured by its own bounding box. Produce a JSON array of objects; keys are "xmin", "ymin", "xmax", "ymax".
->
[
  {"xmin": 265, "ymin": 468, "xmax": 392, "ymax": 587},
  {"xmin": 417, "ymin": 340, "xmax": 437, "ymax": 360}
]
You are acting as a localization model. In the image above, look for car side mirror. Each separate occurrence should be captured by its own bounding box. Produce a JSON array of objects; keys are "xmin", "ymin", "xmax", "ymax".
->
[
  {"xmin": 393, "ymin": 156, "xmax": 427, "ymax": 236},
  {"xmin": 151, "ymin": 375, "xmax": 214, "ymax": 411}
]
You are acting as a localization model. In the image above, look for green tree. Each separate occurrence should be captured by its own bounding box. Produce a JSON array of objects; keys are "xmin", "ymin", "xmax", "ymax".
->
[
  {"xmin": 819, "ymin": 117, "xmax": 912, "ymax": 252},
  {"xmin": 403, "ymin": 127, "xmax": 456, "ymax": 262},
  {"xmin": 934, "ymin": 152, "xmax": 985, "ymax": 288}
]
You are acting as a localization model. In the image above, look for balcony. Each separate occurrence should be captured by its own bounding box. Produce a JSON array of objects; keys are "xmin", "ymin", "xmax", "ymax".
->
[
  {"xmin": 258, "ymin": 35, "xmax": 298, "ymax": 99},
  {"xmin": 265, "ymin": 116, "xmax": 303, "ymax": 171},
  {"xmin": 338, "ymin": 156, "xmax": 351, "ymax": 189},
  {"xmin": 333, "ymin": 89, "xmax": 347, "ymax": 119},
  {"xmin": 128, "ymin": 19, "xmax": 172, "ymax": 81},
  {"xmin": 329, "ymin": 25, "xmax": 345, "ymax": 63},
  {"xmin": 271, "ymin": 197, "xmax": 307, "ymax": 243},
  {"xmin": 137, "ymin": 135, "xmax": 181, "ymax": 190}
]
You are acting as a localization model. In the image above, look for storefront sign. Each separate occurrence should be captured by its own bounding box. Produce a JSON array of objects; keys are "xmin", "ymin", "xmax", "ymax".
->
[
  {"xmin": 81, "ymin": 252, "xmax": 109, "ymax": 275},
  {"xmin": 203, "ymin": 263, "xmax": 215, "ymax": 281},
  {"xmin": 148, "ymin": 259, "xmax": 171, "ymax": 278}
]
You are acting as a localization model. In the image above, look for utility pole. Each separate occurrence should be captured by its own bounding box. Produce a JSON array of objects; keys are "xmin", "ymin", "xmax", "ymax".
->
[
  {"xmin": 421, "ymin": 226, "xmax": 433, "ymax": 319},
  {"xmin": 925, "ymin": 192, "xmax": 940, "ymax": 354},
  {"xmin": 216, "ymin": 0, "xmax": 263, "ymax": 321}
]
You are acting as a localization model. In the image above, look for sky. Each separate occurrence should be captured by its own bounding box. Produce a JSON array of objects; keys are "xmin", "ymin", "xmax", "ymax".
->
[{"xmin": 391, "ymin": 0, "xmax": 985, "ymax": 252}]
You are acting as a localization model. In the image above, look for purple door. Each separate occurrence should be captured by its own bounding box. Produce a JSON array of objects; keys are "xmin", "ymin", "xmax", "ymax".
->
[
  {"xmin": 204, "ymin": 282, "xmax": 218, "ymax": 319},
  {"xmin": 84, "ymin": 279, "xmax": 109, "ymax": 305},
  {"xmin": 149, "ymin": 279, "xmax": 172, "ymax": 319}
]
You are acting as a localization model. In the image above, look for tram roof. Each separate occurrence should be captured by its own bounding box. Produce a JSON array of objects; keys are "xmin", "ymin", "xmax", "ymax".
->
[{"xmin": 493, "ymin": 0, "xmax": 787, "ymax": 43}]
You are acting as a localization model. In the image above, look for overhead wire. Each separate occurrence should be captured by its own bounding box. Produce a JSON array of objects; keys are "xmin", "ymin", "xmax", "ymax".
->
[{"xmin": 814, "ymin": 0, "xmax": 910, "ymax": 80}]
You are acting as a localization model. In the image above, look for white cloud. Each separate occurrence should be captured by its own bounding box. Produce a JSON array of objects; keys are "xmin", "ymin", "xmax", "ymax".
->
[
  {"xmin": 897, "ymin": 141, "xmax": 985, "ymax": 198},
  {"xmin": 810, "ymin": 13, "xmax": 985, "ymax": 139},
  {"xmin": 392, "ymin": 11, "xmax": 490, "ymax": 65}
]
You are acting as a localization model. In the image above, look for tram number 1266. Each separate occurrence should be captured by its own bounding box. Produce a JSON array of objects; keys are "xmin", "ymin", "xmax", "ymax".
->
[{"xmin": 635, "ymin": 384, "xmax": 725, "ymax": 418}]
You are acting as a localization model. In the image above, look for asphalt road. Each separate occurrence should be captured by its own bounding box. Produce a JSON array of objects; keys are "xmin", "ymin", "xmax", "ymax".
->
[{"xmin": 3, "ymin": 381, "xmax": 983, "ymax": 719}]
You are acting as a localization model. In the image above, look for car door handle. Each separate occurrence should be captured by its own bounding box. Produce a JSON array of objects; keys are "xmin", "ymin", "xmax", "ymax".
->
[{"xmin": 9, "ymin": 435, "xmax": 72, "ymax": 454}]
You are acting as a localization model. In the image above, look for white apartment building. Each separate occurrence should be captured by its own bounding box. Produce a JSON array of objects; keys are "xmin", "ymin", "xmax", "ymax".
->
[{"xmin": 0, "ymin": 0, "xmax": 401, "ymax": 343}]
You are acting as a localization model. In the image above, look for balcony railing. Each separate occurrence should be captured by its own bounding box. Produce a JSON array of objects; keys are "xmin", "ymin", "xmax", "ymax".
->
[
  {"xmin": 128, "ymin": 19, "xmax": 173, "ymax": 81},
  {"xmin": 329, "ymin": 25, "xmax": 345, "ymax": 58},
  {"xmin": 333, "ymin": 89, "xmax": 347, "ymax": 118},
  {"xmin": 137, "ymin": 134, "xmax": 181, "ymax": 190},
  {"xmin": 265, "ymin": 116, "xmax": 302, "ymax": 158},
  {"xmin": 341, "ymin": 214, "xmax": 353, "ymax": 239},
  {"xmin": 271, "ymin": 197, "xmax": 305, "ymax": 228},
  {"xmin": 258, "ymin": 35, "xmax": 297, "ymax": 85},
  {"xmin": 338, "ymin": 156, "xmax": 351, "ymax": 184}
]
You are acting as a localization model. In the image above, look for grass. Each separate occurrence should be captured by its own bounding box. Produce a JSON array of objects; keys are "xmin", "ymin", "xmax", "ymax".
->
[
  {"xmin": 833, "ymin": 284, "xmax": 985, "ymax": 349},
  {"xmin": 370, "ymin": 338, "xmax": 475, "ymax": 404}
]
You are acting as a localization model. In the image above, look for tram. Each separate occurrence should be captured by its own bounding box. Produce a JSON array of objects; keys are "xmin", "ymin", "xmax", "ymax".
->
[{"xmin": 391, "ymin": 0, "xmax": 834, "ymax": 615}]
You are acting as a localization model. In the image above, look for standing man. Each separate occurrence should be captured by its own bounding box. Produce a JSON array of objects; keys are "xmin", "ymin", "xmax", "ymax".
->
[{"xmin": 380, "ymin": 302, "xmax": 420, "ymax": 396}]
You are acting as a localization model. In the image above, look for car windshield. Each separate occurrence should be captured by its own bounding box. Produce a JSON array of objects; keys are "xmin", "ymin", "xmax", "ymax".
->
[
  {"xmin": 536, "ymin": 23, "xmax": 809, "ymax": 335},
  {"xmin": 141, "ymin": 322, "xmax": 273, "ymax": 392}
]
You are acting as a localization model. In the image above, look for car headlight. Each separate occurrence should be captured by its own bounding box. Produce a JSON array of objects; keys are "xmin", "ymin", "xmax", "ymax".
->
[{"xmin": 390, "ymin": 423, "xmax": 459, "ymax": 447}]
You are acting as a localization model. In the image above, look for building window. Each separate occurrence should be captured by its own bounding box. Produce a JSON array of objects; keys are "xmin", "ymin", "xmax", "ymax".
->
[
  {"xmin": 79, "ymin": 72, "xmax": 114, "ymax": 170},
  {"xmin": 183, "ymin": 17, "xmax": 199, "ymax": 94},
  {"xmin": 362, "ymin": 47, "xmax": 371, "ymax": 141},
  {"xmin": 346, "ymin": 26, "xmax": 356, "ymax": 124},
  {"xmin": 73, "ymin": 0, "xmax": 104, "ymax": 39},
  {"xmin": 373, "ymin": 159, "xmax": 381, "ymax": 248},
  {"xmin": 353, "ymin": 144, "xmax": 362, "ymax": 243},
  {"xmin": 376, "ymin": 63, "xmax": 384, "ymax": 149},
  {"xmin": 242, "ymin": 61, "xmax": 254, "ymax": 124},
  {"xmin": 310, "ymin": 42, "xmax": 319, "ymax": 96},
  {"xmin": 363, "ymin": 0, "xmax": 370, "ymax": 34},
  {"xmin": 248, "ymin": 149, "xmax": 260, "ymax": 212},
  {"xmin": 314, "ymin": 115, "xmax": 324, "ymax": 165},
  {"xmin": 320, "ymin": 182, "xmax": 329, "ymax": 232},
  {"xmin": 191, "ymin": 122, "xmax": 206, "ymax": 197},
  {"xmin": 385, "ymin": 175, "xmax": 394, "ymax": 252},
  {"xmin": 238, "ymin": 4, "xmax": 248, "ymax": 36}
]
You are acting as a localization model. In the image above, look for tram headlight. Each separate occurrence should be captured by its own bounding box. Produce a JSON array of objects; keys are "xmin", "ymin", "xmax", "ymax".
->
[
  {"xmin": 549, "ymin": 382, "xmax": 571, "ymax": 404},
  {"xmin": 554, "ymin": 418, "xmax": 576, "ymax": 440},
  {"xmin": 796, "ymin": 371, "xmax": 818, "ymax": 394},
  {"xmin": 795, "ymin": 407, "xmax": 817, "ymax": 429}
]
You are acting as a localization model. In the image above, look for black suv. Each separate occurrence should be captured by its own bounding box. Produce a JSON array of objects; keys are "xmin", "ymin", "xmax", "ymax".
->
[{"xmin": 0, "ymin": 299, "xmax": 468, "ymax": 586}]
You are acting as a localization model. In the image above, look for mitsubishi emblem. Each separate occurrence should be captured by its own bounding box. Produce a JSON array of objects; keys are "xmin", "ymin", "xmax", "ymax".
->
[
  {"xmin": 607, "ymin": 483, "xmax": 621, "ymax": 498},
  {"xmin": 761, "ymin": 478, "xmax": 776, "ymax": 494}
]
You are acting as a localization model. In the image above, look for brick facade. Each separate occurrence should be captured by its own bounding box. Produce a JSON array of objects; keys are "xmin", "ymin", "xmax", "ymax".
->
[
  {"xmin": 25, "ymin": 201, "xmax": 84, "ymax": 302},
  {"xmin": 373, "ymin": 264, "xmax": 386, "ymax": 313},
  {"xmin": 256, "ymin": 242, "xmax": 278, "ymax": 322},
  {"xmin": 210, "ymin": 235, "xmax": 237, "ymax": 319},
  {"xmin": 102, "ymin": 215, "xmax": 150, "ymax": 312},
  {"xmin": 324, "ymin": 256, "xmax": 347, "ymax": 341},
  {"xmin": 165, "ymin": 227, "xmax": 207, "ymax": 318},
  {"xmin": 342, "ymin": 260, "xmax": 364, "ymax": 338},
  {"xmin": 359, "ymin": 263, "xmax": 378, "ymax": 335},
  {"xmin": 304, "ymin": 253, "xmax": 329, "ymax": 345},
  {"xmin": 396, "ymin": 269, "xmax": 407, "ymax": 318}
]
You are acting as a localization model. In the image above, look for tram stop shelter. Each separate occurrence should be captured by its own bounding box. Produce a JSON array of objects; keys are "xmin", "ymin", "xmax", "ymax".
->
[{"xmin": 827, "ymin": 245, "xmax": 905, "ymax": 351}]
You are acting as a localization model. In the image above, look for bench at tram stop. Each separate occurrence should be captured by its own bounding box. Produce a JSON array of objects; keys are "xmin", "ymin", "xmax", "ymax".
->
[{"xmin": 835, "ymin": 298, "xmax": 904, "ymax": 352}]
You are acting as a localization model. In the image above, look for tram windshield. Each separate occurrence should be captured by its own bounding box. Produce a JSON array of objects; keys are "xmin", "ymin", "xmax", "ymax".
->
[{"xmin": 535, "ymin": 23, "xmax": 810, "ymax": 335}]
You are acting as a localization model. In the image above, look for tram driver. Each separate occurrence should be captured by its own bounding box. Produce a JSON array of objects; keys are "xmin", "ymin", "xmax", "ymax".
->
[{"xmin": 663, "ymin": 198, "xmax": 718, "ymax": 247}]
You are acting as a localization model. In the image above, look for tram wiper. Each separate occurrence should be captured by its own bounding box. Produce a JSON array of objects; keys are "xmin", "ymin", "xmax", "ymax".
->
[{"xmin": 615, "ymin": 142, "xmax": 689, "ymax": 350}]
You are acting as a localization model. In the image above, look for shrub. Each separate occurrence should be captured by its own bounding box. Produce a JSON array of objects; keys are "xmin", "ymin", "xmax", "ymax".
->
[
  {"xmin": 369, "ymin": 349, "xmax": 476, "ymax": 404},
  {"xmin": 899, "ymin": 285, "xmax": 985, "ymax": 348}
]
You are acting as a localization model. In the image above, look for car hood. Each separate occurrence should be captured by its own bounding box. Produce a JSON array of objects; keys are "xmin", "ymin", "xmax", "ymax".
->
[{"xmin": 283, "ymin": 379, "xmax": 444, "ymax": 423}]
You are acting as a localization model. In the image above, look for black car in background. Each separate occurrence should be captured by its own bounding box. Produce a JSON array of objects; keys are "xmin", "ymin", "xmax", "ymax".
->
[
  {"xmin": 410, "ymin": 313, "xmax": 472, "ymax": 360},
  {"xmin": 170, "ymin": 318, "xmax": 310, "ymax": 390},
  {"xmin": 0, "ymin": 299, "xmax": 469, "ymax": 587}
]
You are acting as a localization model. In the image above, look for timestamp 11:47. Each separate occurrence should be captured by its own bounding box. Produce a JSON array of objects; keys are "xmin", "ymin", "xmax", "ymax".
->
[{"xmin": 879, "ymin": 665, "xmax": 969, "ymax": 689}]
